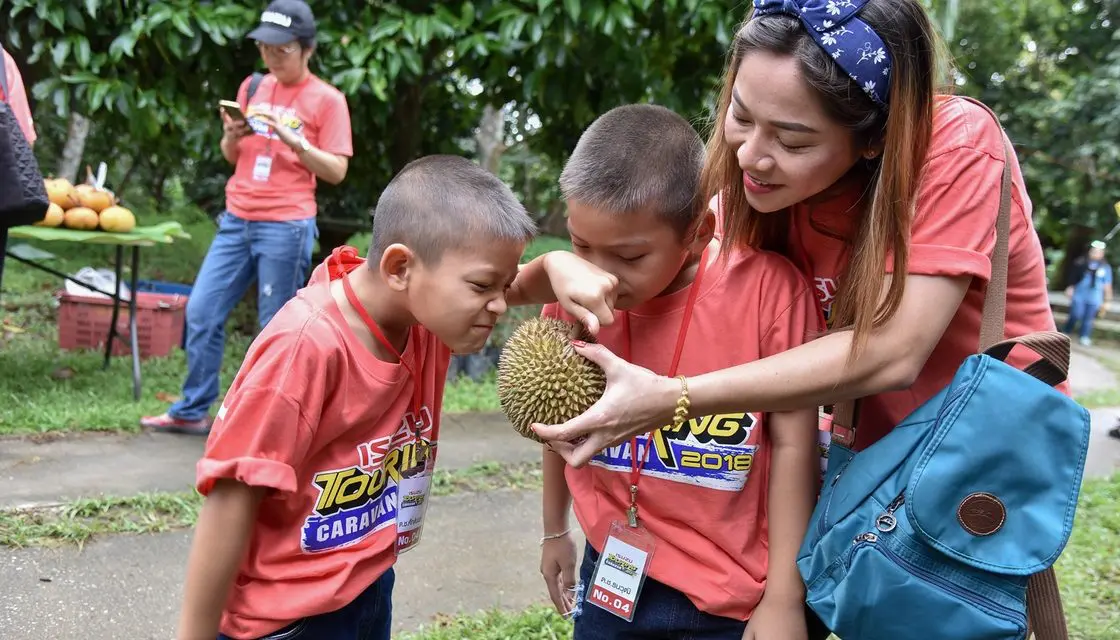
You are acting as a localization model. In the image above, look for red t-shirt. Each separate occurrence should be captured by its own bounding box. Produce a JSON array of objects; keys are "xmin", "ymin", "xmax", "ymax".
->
[
  {"xmin": 196, "ymin": 251, "xmax": 450, "ymax": 638},
  {"xmin": 224, "ymin": 73, "xmax": 353, "ymax": 221},
  {"xmin": 544, "ymin": 244, "xmax": 821, "ymax": 620},
  {"xmin": 2, "ymin": 50, "xmax": 36, "ymax": 145},
  {"xmin": 787, "ymin": 95, "xmax": 1061, "ymax": 449}
]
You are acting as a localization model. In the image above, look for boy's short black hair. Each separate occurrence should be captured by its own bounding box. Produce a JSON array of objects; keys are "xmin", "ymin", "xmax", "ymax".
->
[
  {"xmin": 559, "ymin": 104, "xmax": 705, "ymax": 234},
  {"xmin": 370, "ymin": 155, "xmax": 537, "ymax": 263}
]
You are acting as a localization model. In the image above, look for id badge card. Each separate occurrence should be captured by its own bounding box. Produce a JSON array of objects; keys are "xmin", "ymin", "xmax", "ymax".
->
[
  {"xmin": 585, "ymin": 521, "xmax": 656, "ymax": 621},
  {"xmin": 252, "ymin": 154, "xmax": 273, "ymax": 182},
  {"xmin": 395, "ymin": 441, "xmax": 434, "ymax": 555}
]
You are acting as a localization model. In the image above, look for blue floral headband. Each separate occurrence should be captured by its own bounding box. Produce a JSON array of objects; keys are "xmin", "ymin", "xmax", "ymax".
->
[{"xmin": 751, "ymin": 0, "xmax": 892, "ymax": 109}]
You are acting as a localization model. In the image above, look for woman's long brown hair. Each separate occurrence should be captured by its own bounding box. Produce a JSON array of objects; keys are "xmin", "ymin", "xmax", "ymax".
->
[{"xmin": 702, "ymin": 0, "xmax": 954, "ymax": 362}]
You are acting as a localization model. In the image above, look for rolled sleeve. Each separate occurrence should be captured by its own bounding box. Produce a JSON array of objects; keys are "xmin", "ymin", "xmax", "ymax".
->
[
  {"xmin": 196, "ymin": 387, "xmax": 312, "ymax": 496},
  {"xmin": 891, "ymin": 147, "xmax": 1006, "ymax": 283}
]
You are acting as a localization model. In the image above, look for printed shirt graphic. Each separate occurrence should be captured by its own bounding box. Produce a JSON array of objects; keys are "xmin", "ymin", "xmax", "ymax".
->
[
  {"xmin": 544, "ymin": 245, "xmax": 820, "ymax": 621},
  {"xmin": 224, "ymin": 73, "xmax": 353, "ymax": 221},
  {"xmin": 787, "ymin": 94, "xmax": 1065, "ymax": 450},
  {"xmin": 195, "ymin": 254, "xmax": 450, "ymax": 639}
]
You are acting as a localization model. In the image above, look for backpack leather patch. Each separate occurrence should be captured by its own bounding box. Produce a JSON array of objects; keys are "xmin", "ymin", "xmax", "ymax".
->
[{"xmin": 958, "ymin": 492, "xmax": 1006, "ymax": 536}]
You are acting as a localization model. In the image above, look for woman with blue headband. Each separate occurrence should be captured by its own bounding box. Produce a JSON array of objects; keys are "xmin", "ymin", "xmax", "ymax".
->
[{"xmin": 534, "ymin": 0, "xmax": 1059, "ymax": 631}]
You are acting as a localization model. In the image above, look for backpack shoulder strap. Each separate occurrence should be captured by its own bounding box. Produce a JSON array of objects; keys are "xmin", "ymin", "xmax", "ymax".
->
[
  {"xmin": 952, "ymin": 95, "xmax": 1072, "ymax": 640},
  {"xmin": 246, "ymin": 72, "xmax": 265, "ymax": 103}
]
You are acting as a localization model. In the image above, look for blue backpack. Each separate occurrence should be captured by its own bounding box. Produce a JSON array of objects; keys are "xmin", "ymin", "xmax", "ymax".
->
[{"xmin": 799, "ymin": 108, "xmax": 1090, "ymax": 640}]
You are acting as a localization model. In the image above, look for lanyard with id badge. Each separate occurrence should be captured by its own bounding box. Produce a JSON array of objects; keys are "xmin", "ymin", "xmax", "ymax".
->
[
  {"xmin": 340, "ymin": 264, "xmax": 434, "ymax": 556},
  {"xmin": 251, "ymin": 81, "xmax": 306, "ymax": 183},
  {"xmin": 584, "ymin": 246, "xmax": 710, "ymax": 622}
]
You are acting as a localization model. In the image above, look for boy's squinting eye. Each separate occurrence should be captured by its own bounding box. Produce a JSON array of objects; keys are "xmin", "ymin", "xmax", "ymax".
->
[{"xmin": 620, "ymin": 254, "xmax": 645, "ymax": 263}]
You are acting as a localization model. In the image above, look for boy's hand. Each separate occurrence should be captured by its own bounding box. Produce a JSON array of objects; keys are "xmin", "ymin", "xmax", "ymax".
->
[
  {"xmin": 742, "ymin": 594, "xmax": 808, "ymax": 640},
  {"xmin": 540, "ymin": 532, "xmax": 579, "ymax": 616},
  {"xmin": 543, "ymin": 251, "xmax": 619, "ymax": 336}
]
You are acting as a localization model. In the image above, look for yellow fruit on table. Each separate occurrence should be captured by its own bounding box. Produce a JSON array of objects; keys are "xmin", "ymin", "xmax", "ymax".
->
[
  {"xmin": 34, "ymin": 202, "xmax": 65, "ymax": 227},
  {"xmin": 44, "ymin": 178, "xmax": 80, "ymax": 209},
  {"xmin": 98, "ymin": 205, "xmax": 136, "ymax": 233},
  {"xmin": 63, "ymin": 206, "xmax": 100, "ymax": 230},
  {"xmin": 76, "ymin": 184, "xmax": 116, "ymax": 213}
]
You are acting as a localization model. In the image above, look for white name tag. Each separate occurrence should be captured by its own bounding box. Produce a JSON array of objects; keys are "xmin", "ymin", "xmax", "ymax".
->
[
  {"xmin": 585, "ymin": 522, "xmax": 655, "ymax": 621},
  {"xmin": 252, "ymin": 155, "xmax": 273, "ymax": 182},
  {"xmin": 395, "ymin": 455, "xmax": 432, "ymax": 555}
]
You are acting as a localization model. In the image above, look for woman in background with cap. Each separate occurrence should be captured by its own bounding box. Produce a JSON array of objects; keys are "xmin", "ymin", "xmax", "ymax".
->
[{"xmin": 142, "ymin": 0, "xmax": 353, "ymax": 435}]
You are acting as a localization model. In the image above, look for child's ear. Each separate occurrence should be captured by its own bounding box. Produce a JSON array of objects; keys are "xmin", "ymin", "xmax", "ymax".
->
[
  {"xmin": 379, "ymin": 244, "xmax": 416, "ymax": 292},
  {"xmin": 689, "ymin": 209, "xmax": 717, "ymax": 252}
]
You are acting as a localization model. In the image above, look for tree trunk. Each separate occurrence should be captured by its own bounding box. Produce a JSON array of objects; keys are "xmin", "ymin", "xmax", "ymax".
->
[
  {"xmin": 57, "ymin": 112, "xmax": 91, "ymax": 184},
  {"xmin": 388, "ymin": 84, "xmax": 423, "ymax": 174},
  {"xmin": 475, "ymin": 104, "xmax": 507, "ymax": 176},
  {"xmin": 116, "ymin": 155, "xmax": 142, "ymax": 195},
  {"xmin": 540, "ymin": 199, "xmax": 568, "ymax": 236}
]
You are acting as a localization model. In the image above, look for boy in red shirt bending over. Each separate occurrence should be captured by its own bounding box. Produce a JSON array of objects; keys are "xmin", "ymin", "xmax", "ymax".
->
[
  {"xmin": 538, "ymin": 105, "xmax": 826, "ymax": 639},
  {"xmin": 176, "ymin": 155, "xmax": 611, "ymax": 640}
]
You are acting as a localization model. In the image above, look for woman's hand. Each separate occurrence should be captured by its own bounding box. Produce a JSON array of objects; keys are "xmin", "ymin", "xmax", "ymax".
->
[
  {"xmin": 253, "ymin": 112, "xmax": 302, "ymax": 150},
  {"xmin": 220, "ymin": 110, "xmax": 251, "ymax": 142},
  {"xmin": 532, "ymin": 341, "xmax": 680, "ymax": 467}
]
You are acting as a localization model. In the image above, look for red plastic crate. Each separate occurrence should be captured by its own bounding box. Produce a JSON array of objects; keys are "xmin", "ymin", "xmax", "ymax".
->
[{"xmin": 57, "ymin": 290, "xmax": 188, "ymax": 359}]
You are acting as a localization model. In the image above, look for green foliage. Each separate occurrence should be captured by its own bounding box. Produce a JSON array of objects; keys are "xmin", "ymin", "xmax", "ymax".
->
[
  {"xmin": 3, "ymin": 0, "xmax": 738, "ymax": 223},
  {"xmin": 935, "ymin": 0, "xmax": 1120, "ymax": 247},
  {"xmin": 9, "ymin": 0, "xmax": 1120, "ymax": 262}
]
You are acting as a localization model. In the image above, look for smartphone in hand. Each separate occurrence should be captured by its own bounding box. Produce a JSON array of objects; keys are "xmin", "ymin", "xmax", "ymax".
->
[{"xmin": 219, "ymin": 100, "xmax": 247, "ymax": 122}]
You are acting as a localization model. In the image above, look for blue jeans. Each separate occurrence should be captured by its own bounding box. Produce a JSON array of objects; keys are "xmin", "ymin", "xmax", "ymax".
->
[
  {"xmin": 1064, "ymin": 294, "xmax": 1101, "ymax": 340},
  {"xmin": 573, "ymin": 542, "xmax": 830, "ymax": 640},
  {"xmin": 170, "ymin": 211, "xmax": 317, "ymax": 420},
  {"xmin": 218, "ymin": 568, "xmax": 394, "ymax": 640}
]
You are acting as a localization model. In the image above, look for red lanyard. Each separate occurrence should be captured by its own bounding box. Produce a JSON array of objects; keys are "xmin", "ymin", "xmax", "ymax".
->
[
  {"xmin": 337, "ymin": 258, "xmax": 427, "ymax": 462},
  {"xmin": 623, "ymin": 246, "xmax": 710, "ymax": 527}
]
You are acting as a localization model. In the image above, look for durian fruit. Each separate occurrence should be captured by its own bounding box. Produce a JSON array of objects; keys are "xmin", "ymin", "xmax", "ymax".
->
[{"xmin": 497, "ymin": 317, "xmax": 606, "ymax": 442}]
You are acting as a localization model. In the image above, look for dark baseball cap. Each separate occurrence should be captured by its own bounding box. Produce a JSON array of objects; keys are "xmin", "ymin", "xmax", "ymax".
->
[{"xmin": 247, "ymin": 0, "xmax": 316, "ymax": 45}]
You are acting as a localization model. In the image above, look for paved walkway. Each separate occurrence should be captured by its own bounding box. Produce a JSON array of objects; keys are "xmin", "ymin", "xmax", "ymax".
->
[
  {"xmin": 0, "ymin": 413, "xmax": 541, "ymax": 511},
  {"xmin": 0, "ymin": 414, "xmax": 564, "ymax": 639},
  {"xmin": 1, "ymin": 343, "xmax": 1118, "ymax": 639}
]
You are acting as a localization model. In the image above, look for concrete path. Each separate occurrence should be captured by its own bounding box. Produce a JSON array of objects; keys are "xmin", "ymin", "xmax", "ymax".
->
[
  {"xmin": 0, "ymin": 489, "xmax": 584, "ymax": 639},
  {"xmin": 0, "ymin": 413, "xmax": 540, "ymax": 511},
  {"xmin": 1070, "ymin": 342, "xmax": 1120, "ymax": 480},
  {"xmin": 0, "ymin": 413, "xmax": 562, "ymax": 639}
]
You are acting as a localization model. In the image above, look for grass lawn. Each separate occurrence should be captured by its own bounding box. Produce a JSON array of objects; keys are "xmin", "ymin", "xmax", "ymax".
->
[
  {"xmin": 0, "ymin": 199, "xmax": 569, "ymax": 436},
  {"xmin": 402, "ymin": 605, "xmax": 571, "ymax": 639}
]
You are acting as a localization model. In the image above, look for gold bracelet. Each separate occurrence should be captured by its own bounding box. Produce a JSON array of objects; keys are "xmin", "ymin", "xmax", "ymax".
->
[{"xmin": 671, "ymin": 375, "xmax": 690, "ymax": 430}]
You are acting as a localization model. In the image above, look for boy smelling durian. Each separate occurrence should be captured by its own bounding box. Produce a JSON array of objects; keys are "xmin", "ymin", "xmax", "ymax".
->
[
  {"xmin": 534, "ymin": 104, "xmax": 825, "ymax": 639},
  {"xmin": 176, "ymin": 154, "xmax": 616, "ymax": 640}
]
